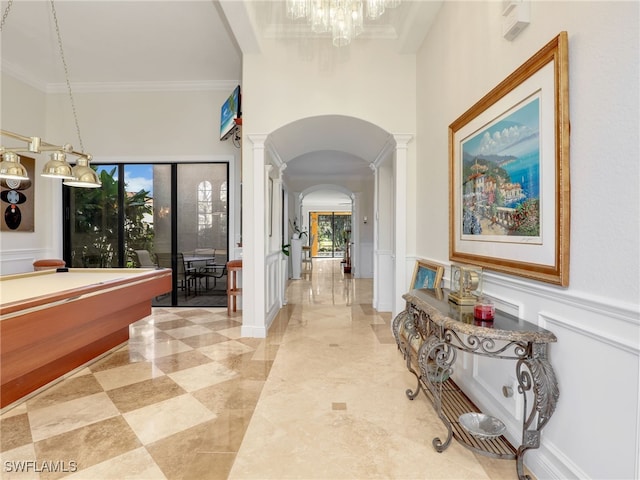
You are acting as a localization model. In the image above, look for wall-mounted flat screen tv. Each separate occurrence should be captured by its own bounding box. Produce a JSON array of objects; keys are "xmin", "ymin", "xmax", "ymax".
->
[{"xmin": 220, "ymin": 85, "xmax": 241, "ymax": 141}]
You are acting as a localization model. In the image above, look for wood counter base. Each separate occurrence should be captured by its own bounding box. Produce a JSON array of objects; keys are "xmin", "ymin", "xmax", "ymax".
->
[{"xmin": 1, "ymin": 268, "xmax": 172, "ymax": 409}]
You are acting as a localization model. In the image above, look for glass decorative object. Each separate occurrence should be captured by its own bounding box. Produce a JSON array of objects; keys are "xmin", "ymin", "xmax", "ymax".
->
[
  {"xmin": 449, "ymin": 263, "xmax": 483, "ymax": 305},
  {"xmin": 474, "ymin": 296, "xmax": 495, "ymax": 321}
]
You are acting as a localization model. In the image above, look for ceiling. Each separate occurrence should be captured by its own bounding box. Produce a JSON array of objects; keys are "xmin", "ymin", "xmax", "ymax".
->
[
  {"xmin": 0, "ymin": 1, "xmax": 242, "ymax": 88},
  {"xmin": 1, "ymin": 1, "xmax": 442, "ymax": 202}
]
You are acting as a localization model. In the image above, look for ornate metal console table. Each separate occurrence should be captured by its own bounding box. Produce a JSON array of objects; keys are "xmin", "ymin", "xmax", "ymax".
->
[{"xmin": 391, "ymin": 289, "xmax": 559, "ymax": 480}]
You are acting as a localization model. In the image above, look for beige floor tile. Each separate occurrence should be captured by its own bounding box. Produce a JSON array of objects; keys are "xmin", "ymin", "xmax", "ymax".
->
[
  {"xmin": 167, "ymin": 361, "xmax": 238, "ymax": 392},
  {"xmin": 28, "ymin": 392, "xmax": 119, "ymax": 442},
  {"xmin": 33, "ymin": 416, "xmax": 142, "ymax": 480},
  {"xmin": 153, "ymin": 319, "xmax": 197, "ymax": 330},
  {"xmin": 146, "ymin": 412, "xmax": 249, "ymax": 479},
  {"xmin": 65, "ymin": 447, "xmax": 166, "ymax": 479},
  {"xmin": 106, "ymin": 376, "xmax": 186, "ymax": 413},
  {"xmin": 24, "ymin": 375, "xmax": 104, "ymax": 411},
  {"xmin": 122, "ymin": 394, "xmax": 216, "ymax": 444},
  {"xmin": 198, "ymin": 339, "xmax": 255, "ymax": 361},
  {"xmin": 212, "ymin": 326, "xmax": 243, "ymax": 339},
  {"xmin": 152, "ymin": 349, "xmax": 217, "ymax": 374},
  {"xmin": 0, "ymin": 443, "xmax": 39, "ymax": 480},
  {"xmin": 131, "ymin": 338, "xmax": 193, "ymax": 360},
  {"xmin": 0, "ymin": 413, "xmax": 32, "ymax": 452},
  {"xmin": 192, "ymin": 377, "xmax": 264, "ymax": 412},
  {"xmin": 163, "ymin": 324, "xmax": 215, "ymax": 339},
  {"xmin": 179, "ymin": 331, "xmax": 231, "ymax": 348},
  {"xmin": 0, "ymin": 259, "xmax": 525, "ymax": 480},
  {"xmin": 93, "ymin": 361, "xmax": 164, "ymax": 391}
]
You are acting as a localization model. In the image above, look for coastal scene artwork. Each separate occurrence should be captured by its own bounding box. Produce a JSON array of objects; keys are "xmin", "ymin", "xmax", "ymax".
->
[
  {"xmin": 414, "ymin": 266, "xmax": 437, "ymax": 289},
  {"xmin": 410, "ymin": 260, "xmax": 444, "ymax": 291},
  {"xmin": 450, "ymin": 33, "xmax": 570, "ymax": 286},
  {"xmin": 460, "ymin": 96, "xmax": 541, "ymax": 243}
]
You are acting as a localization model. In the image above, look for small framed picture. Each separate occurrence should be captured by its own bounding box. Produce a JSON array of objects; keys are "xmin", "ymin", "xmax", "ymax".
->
[{"xmin": 411, "ymin": 259, "xmax": 445, "ymax": 290}]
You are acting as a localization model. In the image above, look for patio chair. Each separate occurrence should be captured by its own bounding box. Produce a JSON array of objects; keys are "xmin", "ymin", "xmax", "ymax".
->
[
  {"xmin": 134, "ymin": 249, "xmax": 157, "ymax": 268},
  {"xmin": 156, "ymin": 252, "xmax": 199, "ymax": 297}
]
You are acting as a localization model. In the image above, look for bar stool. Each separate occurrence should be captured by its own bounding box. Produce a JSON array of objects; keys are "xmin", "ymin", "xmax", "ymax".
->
[
  {"xmin": 226, "ymin": 259, "xmax": 242, "ymax": 315},
  {"xmin": 33, "ymin": 259, "xmax": 66, "ymax": 271}
]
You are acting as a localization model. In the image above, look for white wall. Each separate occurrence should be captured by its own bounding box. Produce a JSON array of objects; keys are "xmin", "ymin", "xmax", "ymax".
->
[
  {"xmin": 241, "ymin": 38, "xmax": 418, "ymax": 329},
  {"xmin": 244, "ymin": 39, "xmax": 416, "ymax": 134},
  {"xmin": 416, "ymin": 2, "xmax": 639, "ymax": 479},
  {"xmin": 45, "ymin": 90, "xmax": 239, "ymax": 158},
  {"xmin": 1, "ymin": 75, "xmax": 61, "ymax": 273},
  {"xmin": 0, "ymin": 79, "xmax": 242, "ymax": 273}
]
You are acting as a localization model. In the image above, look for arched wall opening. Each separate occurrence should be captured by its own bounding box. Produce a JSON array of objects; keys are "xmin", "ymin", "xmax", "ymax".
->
[
  {"xmin": 298, "ymin": 185, "xmax": 357, "ymax": 275},
  {"xmin": 243, "ymin": 116, "xmax": 410, "ymax": 337}
]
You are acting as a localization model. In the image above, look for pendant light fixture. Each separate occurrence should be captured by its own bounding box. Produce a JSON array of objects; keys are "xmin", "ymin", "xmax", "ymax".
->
[
  {"xmin": 0, "ymin": 0, "xmax": 101, "ymax": 188},
  {"xmin": 0, "ymin": 151, "xmax": 29, "ymax": 181},
  {"xmin": 40, "ymin": 151, "xmax": 75, "ymax": 180},
  {"xmin": 63, "ymin": 156, "xmax": 102, "ymax": 188}
]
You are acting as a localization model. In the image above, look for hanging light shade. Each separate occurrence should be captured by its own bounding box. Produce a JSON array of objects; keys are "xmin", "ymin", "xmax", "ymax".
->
[
  {"xmin": 41, "ymin": 151, "xmax": 75, "ymax": 179},
  {"xmin": 310, "ymin": 0, "xmax": 330, "ymax": 33},
  {"xmin": 286, "ymin": 0, "xmax": 309, "ymax": 19},
  {"xmin": 1, "ymin": 2, "xmax": 101, "ymax": 188},
  {"xmin": 63, "ymin": 156, "xmax": 101, "ymax": 188},
  {"xmin": 0, "ymin": 152, "xmax": 29, "ymax": 181},
  {"xmin": 350, "ymin": 1, "xmax": 364, "ymax": 37},
  {"xmin": 332, "ymin": 4, "xmax": 353, "ymax": 47},
  {"xmin": 286, "ymin": 0, "xmax": 399, "ymax": 47},
  {"xmin": 365, "ymin": 0, "xmax": 385, "ymax": 19}
]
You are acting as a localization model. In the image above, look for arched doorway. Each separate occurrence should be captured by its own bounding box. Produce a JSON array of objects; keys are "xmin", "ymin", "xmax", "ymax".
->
[
  {"xmin": 242, "ymin": 116, "xmax": 410, "ymax": 338},
  {"xmin": 298, "ymin": 185, "xmax": 356, "ymax": 275}
]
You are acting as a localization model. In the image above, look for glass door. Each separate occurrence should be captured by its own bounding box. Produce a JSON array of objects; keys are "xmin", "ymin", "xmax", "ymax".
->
[
  {"xmin": 64, "ymin": 162, "xmax": 228, "ymax": 307},
  {"xmin": 311, "ymin": 212, "xmax": 351, "ymax": 258},
  {"xmin": 173, "ymin": 164, "xmax": 228, "ymax": 307},
  {"xmin": 66, "ymin": 165, "xmax": 120, "ymax": 268}
]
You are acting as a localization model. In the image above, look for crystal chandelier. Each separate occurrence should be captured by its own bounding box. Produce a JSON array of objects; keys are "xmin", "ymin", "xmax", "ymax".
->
[{"xmin": 286, "ymin": 0, "xmax": 401, "ymax": 47}]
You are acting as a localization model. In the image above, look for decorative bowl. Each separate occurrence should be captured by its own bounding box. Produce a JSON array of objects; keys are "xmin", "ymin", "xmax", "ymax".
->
[
  {"xmin": 458, "ymin": 412, "xmax": 506, "ymax": 440},
  {"xmin": 425, "ymin": 363, "xmax": 450, "ymax": 383}
]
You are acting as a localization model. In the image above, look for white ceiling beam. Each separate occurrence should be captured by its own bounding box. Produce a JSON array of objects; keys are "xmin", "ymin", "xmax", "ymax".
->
[{"xmin": 218, "ymin": 0, "xmax": 262, "ymax": 54}]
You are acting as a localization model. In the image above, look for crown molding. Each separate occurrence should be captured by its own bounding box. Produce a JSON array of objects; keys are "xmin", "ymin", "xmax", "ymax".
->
[
  {"xmin": 1, "ymin": 61, "xmax": 48, "ymax": 93},
  {"xmin": 2, "ymin": 62, "xmax": 239, "ymax": 94},
  {"xmin": 45, "ymin": 80, "xmax": 241, "ymax": 94}
]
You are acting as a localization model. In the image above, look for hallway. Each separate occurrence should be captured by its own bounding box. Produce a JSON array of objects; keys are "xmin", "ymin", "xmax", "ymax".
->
[{"xmin": 1, "ymin": 259, "xmax": 517, "ymax": 479}]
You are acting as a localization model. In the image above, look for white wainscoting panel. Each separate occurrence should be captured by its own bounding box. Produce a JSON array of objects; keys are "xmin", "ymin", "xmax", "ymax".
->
[
  {"xmin": 374, "ymin": 250, "xmax": 393, "ymax": 312},
  {"xmin": 451, "ymin": 277, "xmax": 640, "ymax": 480},
  {"xmin": 0, "ymin": 249, "xmax": 43, "ymax": 275}
]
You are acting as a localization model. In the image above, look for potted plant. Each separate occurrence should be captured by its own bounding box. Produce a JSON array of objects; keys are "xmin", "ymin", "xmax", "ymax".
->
[
  {"xmin": 343, "ymin": 229, "xmax": 352, "ymax": 273},
  {"xmin": 289, "ymin": 218, "xmax": 308, "ymax": 240}
]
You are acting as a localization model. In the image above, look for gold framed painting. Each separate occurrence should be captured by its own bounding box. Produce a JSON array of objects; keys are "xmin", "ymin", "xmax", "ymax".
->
[{"xmin": 449, "ymin": 32, "xmax": 570, "ymax": 286}]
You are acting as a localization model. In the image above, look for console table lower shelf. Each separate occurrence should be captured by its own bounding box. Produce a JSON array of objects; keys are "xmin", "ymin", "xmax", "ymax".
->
[
  {"xmin": 420, "ymin": 377, "xmax": 516, "ymax": 458},
  {"xmin": 392, "ymin": 288, "xmax": 559, "ymax": 480}
]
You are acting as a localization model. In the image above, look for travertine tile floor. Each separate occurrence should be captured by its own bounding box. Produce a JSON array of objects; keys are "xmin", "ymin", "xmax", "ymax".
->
[{"xmin": 1, "ymin": 259, "xmax": 519, "ymax": 479}]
